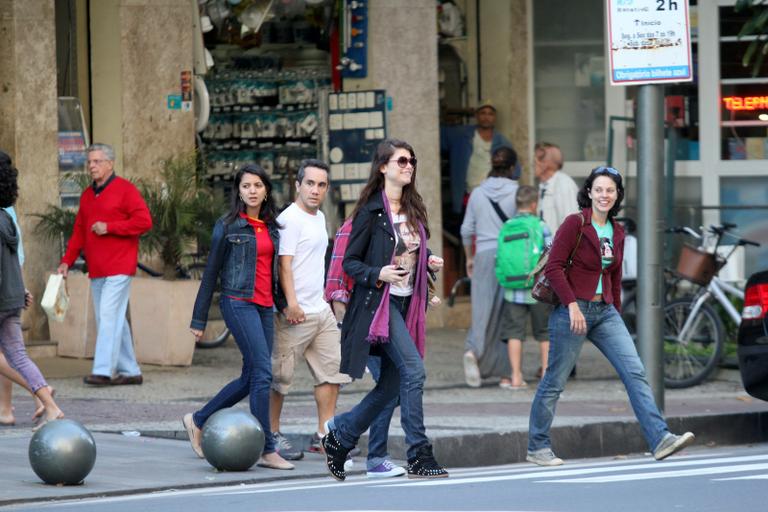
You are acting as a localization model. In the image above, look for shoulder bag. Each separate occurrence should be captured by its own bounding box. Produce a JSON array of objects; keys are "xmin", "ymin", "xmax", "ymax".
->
[{"xmin": 531, "ymin": 213, "xmax": 585, "ymax": 305}]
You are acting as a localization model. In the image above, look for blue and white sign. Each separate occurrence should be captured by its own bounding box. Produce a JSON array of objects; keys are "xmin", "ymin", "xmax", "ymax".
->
[{"xmin": 607, "ymin": 0, "xmax": 692, "ymax": 86}]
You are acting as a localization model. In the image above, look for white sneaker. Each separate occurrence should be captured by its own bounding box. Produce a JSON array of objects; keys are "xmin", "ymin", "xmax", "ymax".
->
[
  {"xmin": 463, "ymin": 351, "xmax": 481, "ymax": 388},
  {"xmin": 526, "ymin": 448, "xmax": 564, "ymax": 466},
  {"xmin": 654, "ymin": 432, "xmax": 695, "ymax": 461}
]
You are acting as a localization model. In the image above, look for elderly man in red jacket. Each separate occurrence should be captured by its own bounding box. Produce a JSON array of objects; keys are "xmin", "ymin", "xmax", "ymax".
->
[{"xmin": 57, "ymin": 143, "xmax": 152, "ymax": 386}]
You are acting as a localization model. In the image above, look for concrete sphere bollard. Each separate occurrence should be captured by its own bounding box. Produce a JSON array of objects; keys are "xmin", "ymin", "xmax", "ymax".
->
[
  {"xmin": 28, "ymin": 419, "xmax": 97, "ymax": 485},
  {"xmin": 201, "ymin": 408, "xmax": 265, "ymax": 471}
]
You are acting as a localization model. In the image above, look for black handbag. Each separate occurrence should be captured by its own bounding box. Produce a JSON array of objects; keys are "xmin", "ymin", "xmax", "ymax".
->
[{"xmin": 531, "ymin": 213, "xmax": 585, "ymax": 305}]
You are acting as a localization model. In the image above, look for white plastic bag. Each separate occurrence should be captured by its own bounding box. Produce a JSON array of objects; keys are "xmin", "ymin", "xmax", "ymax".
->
[{"xmin": 41, "ymin": 274, "xmax": 69, "ymax": 322}]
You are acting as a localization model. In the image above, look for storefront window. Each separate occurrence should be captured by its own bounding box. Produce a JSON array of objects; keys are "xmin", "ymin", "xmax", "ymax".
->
[
  {"xmin": 533, "ymin": 0, "xmax": 605, "ymax": 161},
  {"xmin": 720, "ymin": 177, "xmax": 768, "ymax": 277},
  {"xmin": 623, "ymin": 1, "xmax": 699, "ymax": 161},
  {"xmin": 720, "ymin": 5, "xmax": 768, "ymax": 160}
]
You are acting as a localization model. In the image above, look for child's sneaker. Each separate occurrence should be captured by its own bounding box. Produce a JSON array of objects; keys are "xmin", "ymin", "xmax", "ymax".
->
[{"xmin": 406, "ymin": 444, "xmax": 448, "ymax": 479}]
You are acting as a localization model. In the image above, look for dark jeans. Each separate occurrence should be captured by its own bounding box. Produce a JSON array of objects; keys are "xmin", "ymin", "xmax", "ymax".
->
[
  {"xmin": 331, "ymin": 295, "xmax": 429, "ymax": 460},
  {"xmin": 365, "ymin": 354, "xmax": 399, "ymax": 469},
  {"xmin": 193, "ymin": 296, "xmax": 276, "ymax": 454}
]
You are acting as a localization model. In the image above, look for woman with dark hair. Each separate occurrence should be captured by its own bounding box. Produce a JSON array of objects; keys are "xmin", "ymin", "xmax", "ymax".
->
[
  {"xmin": 527, "ymin": 166, "xmax": 694, "ymax": 467},
  {"xmin": 183, "ymin": 164, "xmax": 293, "ymax": 470},
  {"xmin": 0, "ymin": 151, "xmax": 63, "ymax": 429},
  {"xmin": 321, "ymin": 138, "xmax": 448, "ymax": 480},
  {"xmin": 459, "ymin": 145, "xmax": 519, "ymax": 388}
]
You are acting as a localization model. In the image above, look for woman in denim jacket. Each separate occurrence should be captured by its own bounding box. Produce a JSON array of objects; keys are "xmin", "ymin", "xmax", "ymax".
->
[{"xmin": 183, "ymin": 164, "xmax": 293, "ymax": 470}]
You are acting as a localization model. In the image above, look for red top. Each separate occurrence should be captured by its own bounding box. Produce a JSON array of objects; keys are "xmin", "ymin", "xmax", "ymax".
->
[
  {"xmin": 240, "ymin": 213, "xmax": 274, "ymax": 307},
  {"xmin": 61, "ymin": 176, "xmax": 152, "ymax": 278},
  {"xmin": 544, "ymin": 208, "xmax": 625, "ymax": 312}
]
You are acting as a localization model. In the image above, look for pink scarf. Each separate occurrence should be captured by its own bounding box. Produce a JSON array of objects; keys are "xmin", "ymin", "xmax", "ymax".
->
[{"xmin": 365, "ymin": 190, "xmax": 428, "ymax": 357}]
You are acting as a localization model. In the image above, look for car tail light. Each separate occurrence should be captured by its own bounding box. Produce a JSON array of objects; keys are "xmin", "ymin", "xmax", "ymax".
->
[{"xmin": 742, "ymin": 283, "xmax": 768, "ymax": 320}]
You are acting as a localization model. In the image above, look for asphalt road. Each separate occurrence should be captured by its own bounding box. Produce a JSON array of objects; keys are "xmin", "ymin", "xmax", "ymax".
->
[{"xmin": 9, "ymin": 443, "xmax": 767, "ymax": 512}]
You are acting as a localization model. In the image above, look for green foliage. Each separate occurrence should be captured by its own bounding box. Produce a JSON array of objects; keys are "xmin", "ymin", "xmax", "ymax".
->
[
  {"xmin": 31, "ymin": 172, "xmax": 91, "ymax": 257},
  {"xmin": 736, "ymin": 0, "xmax": 768, "ymax": 76},
  {"xmin": 138, "ymin": 152, "xmax": 218, "ymax": 280}
]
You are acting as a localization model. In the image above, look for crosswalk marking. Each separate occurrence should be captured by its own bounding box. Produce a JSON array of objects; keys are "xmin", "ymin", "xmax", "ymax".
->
[
  {"xmin": 713, "ymin": 474, "xmax": 768, "ymax": 481},
  {"xmin": 384, "ymin": 454, "xmax": 768, "ymax": 487},
  {"xmin": 542, "ymin": 462, "xmax": 768, "ymax": 483}
]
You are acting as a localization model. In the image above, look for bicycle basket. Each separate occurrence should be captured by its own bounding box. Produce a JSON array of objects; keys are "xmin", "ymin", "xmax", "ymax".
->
[{"xmin": 675, "ymin": 243, "xmax": 722, "ymax": 286}]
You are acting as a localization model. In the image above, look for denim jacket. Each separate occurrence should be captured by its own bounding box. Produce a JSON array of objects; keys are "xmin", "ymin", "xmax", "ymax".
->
[{"xmin": 190, "ymin": 216, "xmax": 282, "ymax": 330}]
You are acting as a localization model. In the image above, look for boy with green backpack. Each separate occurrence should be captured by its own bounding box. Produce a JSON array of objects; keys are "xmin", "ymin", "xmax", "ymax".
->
[{"xmin": 495, "ymin": 185, "xmax": 553, "ymax": 388}]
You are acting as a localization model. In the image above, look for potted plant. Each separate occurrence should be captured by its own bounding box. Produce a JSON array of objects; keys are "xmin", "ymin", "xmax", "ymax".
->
[
  {"xmin": 129, "ymin": 152, "xmax": 220, "ymax": 366},
  {"xmin": 33, "ymin": 173, "xmax": 98, "ymax": 358}
]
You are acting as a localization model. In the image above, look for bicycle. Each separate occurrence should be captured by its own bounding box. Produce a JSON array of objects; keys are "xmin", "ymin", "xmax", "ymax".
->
[
  {"xmin": 661, "ymin": 223, "xmax": 760, "ymax": 388},
  {"xmin": 137, "ymin": 258, "xmax": 231, "ymax": 349}
]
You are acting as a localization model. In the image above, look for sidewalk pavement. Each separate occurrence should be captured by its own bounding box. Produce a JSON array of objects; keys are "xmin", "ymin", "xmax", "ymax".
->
[{"xmin": 2, "ymin": 326, "xmax": 767, "ymax": 506}]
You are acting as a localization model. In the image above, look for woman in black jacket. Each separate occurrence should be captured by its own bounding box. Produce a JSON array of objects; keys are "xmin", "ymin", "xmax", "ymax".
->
[
  {"xmin": 321, "ymin": 138, "xmax": 448, "ymax": 480},
  {"xmin": 184, "ymin": 164, "xmax": 292, "ymax": 470}
]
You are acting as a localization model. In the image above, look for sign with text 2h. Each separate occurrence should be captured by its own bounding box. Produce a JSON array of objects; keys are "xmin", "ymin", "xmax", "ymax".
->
[{"xmin": 607, "ymin": 0, "xmax": 692, "ymax": 86}]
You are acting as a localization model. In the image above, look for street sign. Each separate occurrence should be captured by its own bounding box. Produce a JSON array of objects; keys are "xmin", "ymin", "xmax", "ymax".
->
[{"xmin": 606, "ymin": 0, "xmax": 692, "ymax": 86}]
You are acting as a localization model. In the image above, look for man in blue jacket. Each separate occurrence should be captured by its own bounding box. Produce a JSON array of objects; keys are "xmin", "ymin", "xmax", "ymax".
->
[{"xmin": 441, "ymin": 100, "xmax": 517, "ymax": 215}]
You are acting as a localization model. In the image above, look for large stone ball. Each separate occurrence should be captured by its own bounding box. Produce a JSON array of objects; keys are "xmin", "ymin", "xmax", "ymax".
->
[
  {"xmin": 28, "ymin": 419, "xmax": 97, "ymax": 485},
  {"xmin": 201, "ymin": 408, "xmax": 265, "ymax": 471}
]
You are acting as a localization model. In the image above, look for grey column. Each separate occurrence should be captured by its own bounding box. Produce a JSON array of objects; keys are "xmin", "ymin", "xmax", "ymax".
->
[{"xmin": 636, "ymin": 84, "xmax": 665, "ymax": 411}]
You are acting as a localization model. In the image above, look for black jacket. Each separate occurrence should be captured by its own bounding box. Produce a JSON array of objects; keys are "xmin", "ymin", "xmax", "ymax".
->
[
  {"xmin": 340, "ymin": 193, "xmax": 431, "ymax": 378},
  {"xmin": 340, "ymin": 193, "xmax": 394, "ymax": 378}
]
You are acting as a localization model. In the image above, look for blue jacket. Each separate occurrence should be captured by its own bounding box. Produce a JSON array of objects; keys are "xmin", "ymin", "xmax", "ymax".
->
[
  {"xmin": 190, "ymin": 216, "xmax": 282, "ymax": 330},
  {"xmin": 440, "ymin": 125, "xmax": 515, "ymax": 214}
]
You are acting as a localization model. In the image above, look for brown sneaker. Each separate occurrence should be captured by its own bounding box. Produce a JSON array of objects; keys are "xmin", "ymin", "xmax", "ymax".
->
[
  {"xmin": 83, "ymin": 374, "xmax": 111, "ymax": 386},
  {"xmin": 111, "ymin": 374, "xmax": 143, "ymax": 385}
]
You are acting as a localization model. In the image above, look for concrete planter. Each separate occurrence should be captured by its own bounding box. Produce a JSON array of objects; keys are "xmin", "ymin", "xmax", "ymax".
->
[
  {"xmin": 129, "ymin": 277, "xmax": 199, "ymax": 366},
  {"xmin": 52, "ymin": 272, "xmax": 97, "ymax": 359}
]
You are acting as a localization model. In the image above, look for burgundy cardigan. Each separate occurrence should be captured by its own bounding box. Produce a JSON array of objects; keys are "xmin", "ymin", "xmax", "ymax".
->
[{"xmin": 544, "ymin": 208, "xmax": 625, "ymax": 312}]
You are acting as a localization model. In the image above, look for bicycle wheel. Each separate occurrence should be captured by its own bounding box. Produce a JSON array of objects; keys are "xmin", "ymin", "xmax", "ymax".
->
[
  {"xmin": 187, "ymin": 263, "xmax": 231, "ymax": 349},
  {"xmin": 662, "ymin": 298, "xmax": 724, "ymax": 388}
]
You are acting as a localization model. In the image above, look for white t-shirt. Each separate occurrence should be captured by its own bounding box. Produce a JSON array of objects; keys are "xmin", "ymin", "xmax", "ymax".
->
[
  {"xmin": 390, "ymin": 213, "xmax": 421, "ymax": 297},
  {"xmin": 466, "ymin": 131, "xmax": 492, "ymax": 192},
  {"xmin": 276, "ymin": 203, "xmax": 329, "ymax": 314}
]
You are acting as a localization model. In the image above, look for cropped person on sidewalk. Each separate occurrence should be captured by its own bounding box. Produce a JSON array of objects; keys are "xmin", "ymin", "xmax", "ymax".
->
[
  {"xmin": 57, "ymin": 143, "xmax": 152, "ymax": 387},
  {"xmin": 526, "ymin": 166, "xmax": 694, "ymax": 467},
  {"xmin": 324, "ymin": 218, "xmax": 406, "ymax": 479},
  {"xmin": 270, "ymin": 159, "xmax": 351, "ymax": 462},
  {"xmin": 0, "ymin": 204, "xmax": 45, "ymax": 426},
  {"xmin": 0, "ymin": 150, "xmax": 63, "ymax": 429},
  {"xmin": 185, "ymin": 164, "xmax": 293, "ymax": 471},
  {"xmin": 460, "ymin": 146, "xmax": 519, "ymax": 388},
  {"xmin": 496, "ymin": 186, "xmax": 552, "ymax": 389},
  {"xmin": 321, "ymin": 138, "xmax": 448, "ymax": 481}
]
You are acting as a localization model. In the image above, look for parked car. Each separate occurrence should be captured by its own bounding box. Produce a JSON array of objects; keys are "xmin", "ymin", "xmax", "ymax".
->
[{"xmin": 737, "ymin": 270, "xmax": 768, "ymax": 401}]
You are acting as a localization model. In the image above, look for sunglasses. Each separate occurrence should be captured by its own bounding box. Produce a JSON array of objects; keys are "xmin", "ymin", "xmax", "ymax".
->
[
  {"xmin": 389, "ymin": 156, "xmax": 417, "ymax": 169},
  {"xmin": 591, "ymin": 166, "xmax": 621, "ymax": 178}
]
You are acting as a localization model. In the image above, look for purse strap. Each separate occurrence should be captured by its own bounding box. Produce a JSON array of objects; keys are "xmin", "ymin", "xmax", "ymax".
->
[{"xmin": 565, "ymin": 212, "xmax": 586, "ymax": 268}]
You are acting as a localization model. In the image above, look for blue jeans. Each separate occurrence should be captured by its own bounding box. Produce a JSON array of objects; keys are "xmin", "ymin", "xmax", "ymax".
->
[
  {"xmin": 365, "ymin": 354, "xmax": 399, "ymax": 469},
  {"xmin": 330, "ymin": 295, "xmax": 428, "ymax": 460},
  {"xmin": 193, "ymin": 296, "xmax": 276, "ymax": 453},
  {"xmin": 91, "ymin": 275, "xmax": 141, "ymax": 378},
  {"xmin": 528, "ymin": 300, "xmax": 669, "ymax": 453}
]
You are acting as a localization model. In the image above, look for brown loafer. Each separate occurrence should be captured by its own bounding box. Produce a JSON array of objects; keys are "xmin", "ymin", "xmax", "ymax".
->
[
  {"xmin": 83, "ymin": 374, "xmax": 112, "ymax": 386},
  {"xmin": 111, "ymin": 374, "xmax": 143, "ymax": 386}
]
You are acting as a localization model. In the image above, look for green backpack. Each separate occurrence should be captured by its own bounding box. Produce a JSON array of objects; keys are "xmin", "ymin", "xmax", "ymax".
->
[{"xmin": 495, "ymin": 214, "xmax": 545, "ymax": 289}]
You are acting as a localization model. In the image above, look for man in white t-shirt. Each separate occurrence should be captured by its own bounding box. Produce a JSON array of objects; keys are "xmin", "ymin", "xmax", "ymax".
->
[
  {"xmin": 270, "ymin": 159, "xmax": 351, "ymax": 461},
  {"xmin": 535, "ymin": 142, "xmax": 579, "ymax": 233}
]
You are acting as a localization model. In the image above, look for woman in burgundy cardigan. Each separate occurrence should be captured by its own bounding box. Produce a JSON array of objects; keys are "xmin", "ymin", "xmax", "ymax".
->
[{"xmin": 526, "ymin": 167, "xmax": 694, "ymax": 467}]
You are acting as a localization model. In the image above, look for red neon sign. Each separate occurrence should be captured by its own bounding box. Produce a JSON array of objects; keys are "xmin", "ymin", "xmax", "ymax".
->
[{"xmin": 723, "ymin": 96, "xmax": 768, "ymax": 111}]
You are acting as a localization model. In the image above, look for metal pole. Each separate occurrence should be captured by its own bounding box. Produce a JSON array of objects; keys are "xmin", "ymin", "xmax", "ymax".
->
[{"xmin": 636, "ymin": 84, "xmax": 665, "ymax": 411}]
